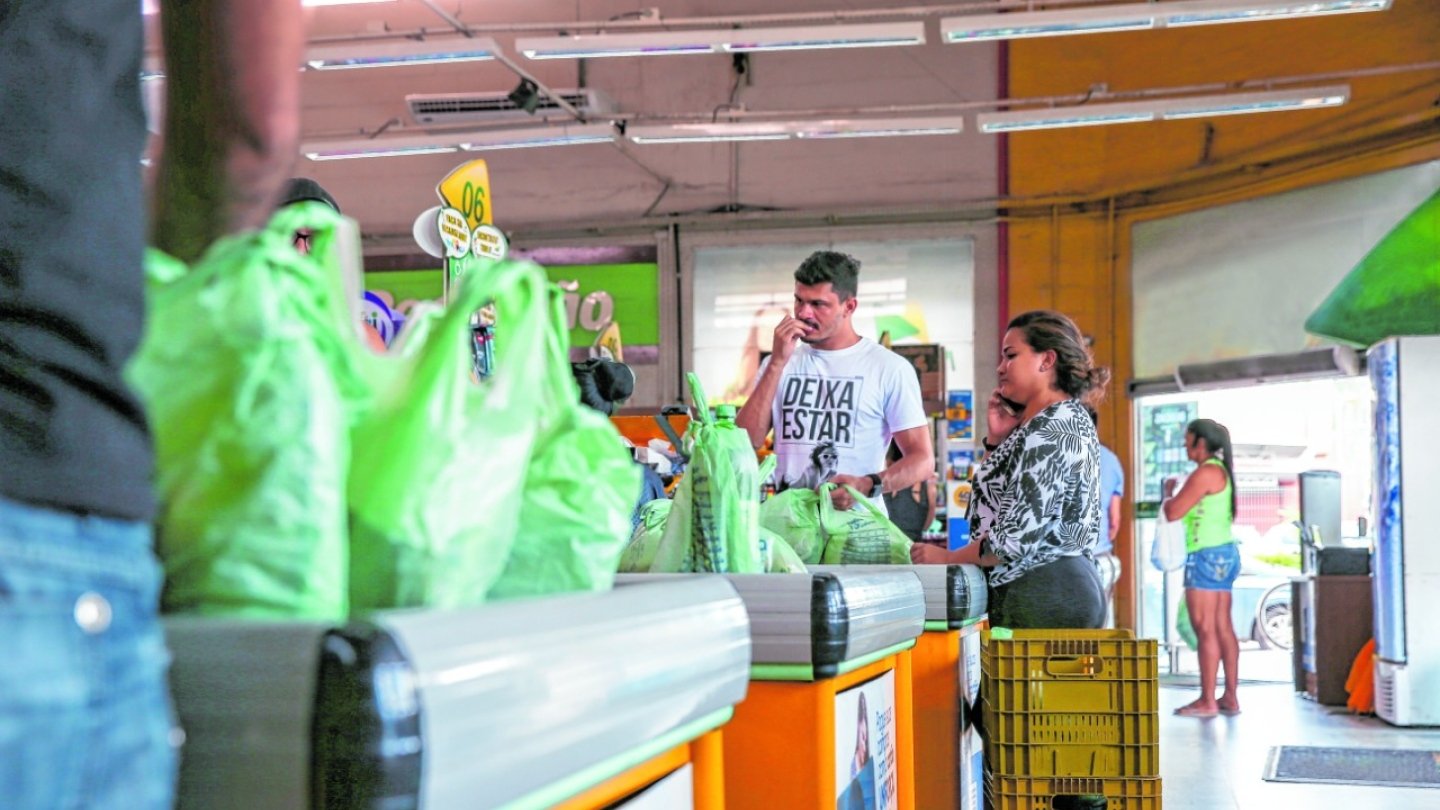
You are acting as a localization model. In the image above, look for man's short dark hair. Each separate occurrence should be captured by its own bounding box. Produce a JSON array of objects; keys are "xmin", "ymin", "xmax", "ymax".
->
[{"xmin": 794, "ymin": 250, "xmax": 860, "ymax": 300}]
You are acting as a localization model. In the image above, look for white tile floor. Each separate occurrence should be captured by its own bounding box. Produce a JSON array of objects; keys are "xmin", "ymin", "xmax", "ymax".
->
[{"xmin": 1159, "ymin": 682, "xmax": 1440, "ymax": 809}]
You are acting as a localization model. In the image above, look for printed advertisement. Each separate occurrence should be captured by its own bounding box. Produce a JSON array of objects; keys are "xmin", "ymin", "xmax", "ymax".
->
[
  {"xmin": 834, "ymin": 670, "xmax": 898, "ymax": 810},
  {"xmin": 946, "ymin": 390, "xmax": 974, "ymax": 440}
]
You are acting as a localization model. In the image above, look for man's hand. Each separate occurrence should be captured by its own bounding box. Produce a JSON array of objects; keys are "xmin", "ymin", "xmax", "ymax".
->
[
  {"xmin": 825, "ymin": 474, "xmax": 870, "ymax": 511},
  {"xmin": 771, "ymin": 312, "xmax": 814, "ymax": 367}
]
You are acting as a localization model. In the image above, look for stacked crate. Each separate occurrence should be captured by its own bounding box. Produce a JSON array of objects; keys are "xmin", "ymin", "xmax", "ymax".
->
[{"xmin": 981, "ymin": 629, "xmax": 1161, "ymax": 810}]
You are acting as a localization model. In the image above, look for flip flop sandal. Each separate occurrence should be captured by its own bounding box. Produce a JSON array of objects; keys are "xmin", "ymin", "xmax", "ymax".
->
[
  {"xmin": 1217, "ymin": 706, "xmax": 1242, "ymax": 716},
  {"xmin": 1174, "ymin": 704, "xmax": 1219, "ymax": 718}
]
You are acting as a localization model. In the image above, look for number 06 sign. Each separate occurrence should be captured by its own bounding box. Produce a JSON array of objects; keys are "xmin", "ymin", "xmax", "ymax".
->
[{"xmin": 412, "ymin": 159, "xmax": 510, "ymax": 272}]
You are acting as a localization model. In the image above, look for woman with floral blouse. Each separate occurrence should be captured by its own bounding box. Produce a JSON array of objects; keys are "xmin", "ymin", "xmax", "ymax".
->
[{"xmin": 912, "ymin": 310, "xmax": 1108, "ymax": 629}]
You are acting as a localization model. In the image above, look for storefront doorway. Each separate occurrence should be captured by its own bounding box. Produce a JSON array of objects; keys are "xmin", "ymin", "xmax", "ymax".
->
[{"xmin": 1132, "ymin": 375, "xmax": 1373, "ymax": 678}]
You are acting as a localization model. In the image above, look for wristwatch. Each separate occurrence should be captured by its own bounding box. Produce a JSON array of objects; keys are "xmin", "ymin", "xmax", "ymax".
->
[{"xmin": 866, "ymin": 473, "xmax": 883, "ymax": 496}]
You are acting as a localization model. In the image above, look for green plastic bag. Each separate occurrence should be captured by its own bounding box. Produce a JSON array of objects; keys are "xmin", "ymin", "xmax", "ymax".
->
[
  {"xmin": 348, "ymin": 258, "xmax": 551, "ymax": 611},
  {"xmin": 619, "ymin": 500, "xmax": 673, "ymax": 573},
  {"xmin": 486, "ymin": 284, "xmax": 642, "ymax": 599},
  {"xmin": 1305, "ymin": 188, "xmax": 1440, "ymax": 348},
  {"xmin": 128, "ymin": 203, "xmax": 370, "ymax": 619},
  {"xmin": 819, "ymin": 484, "xmax": 913, "ymax": 565},
  {"xmin": 761, "ymin": 528, "xmax": 809, "ymax": 574},
  {"xmin": 651, "ymin": 374, "xmax": 766, "ymax": 573},
  {"xmin": 759, "ymin": 487, "xmax": 827, "ymax": 564}
]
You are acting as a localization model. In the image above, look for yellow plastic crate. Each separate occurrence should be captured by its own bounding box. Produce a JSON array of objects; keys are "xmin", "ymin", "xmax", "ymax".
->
[
  {"xmin": 986, "ymin": 773, "xmax": 1163, "ymax": 810},
  {"xmin": 982, "ymin": 629, "xmax": 1158, "ymax": 715}
]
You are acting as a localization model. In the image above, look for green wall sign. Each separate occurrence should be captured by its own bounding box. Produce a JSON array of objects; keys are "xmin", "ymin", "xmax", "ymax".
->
[{"xmin": 365, "ymin": 263, "xmax": 659, "ymax": 346}]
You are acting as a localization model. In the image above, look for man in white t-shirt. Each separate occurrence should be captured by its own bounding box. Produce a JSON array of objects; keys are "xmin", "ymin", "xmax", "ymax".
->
[{"xmin": 736, "ymin": 250, "xmax": 935, "ymax": 514}]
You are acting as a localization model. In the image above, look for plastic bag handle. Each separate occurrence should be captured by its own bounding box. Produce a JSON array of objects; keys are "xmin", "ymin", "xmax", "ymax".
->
[
  {"xmin": 758, "ymin": 454, "xmax": 777, "ymax": 484},
  {"xmin": 686, "ymin": 372, "xmax": 712, "ymax": 425}
]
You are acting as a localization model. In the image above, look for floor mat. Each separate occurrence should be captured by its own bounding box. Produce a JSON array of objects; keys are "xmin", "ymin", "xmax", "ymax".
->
[{"xmin": 1264, "ymin": 746, "xmax": 1440, "ymax": 788}]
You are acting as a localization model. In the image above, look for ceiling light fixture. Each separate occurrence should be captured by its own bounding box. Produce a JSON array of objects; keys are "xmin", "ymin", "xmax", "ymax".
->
[
  {"xmin": 626, "ymin": 117, "xmax": 964, "ymax": 144},
  {"xmin": 305, "ymin": 36, "xmax": 498, "ymax": 70},
  {"xmin": 143, "ymin": 0, "xmax": 394, "ymax": 12},
  {"xmin": 302, "ymin": 133, "xmax": 464, "ymax": 161},
  {"xmin": 461, "ymin": 123, "xmax": 617, "ymax": 151},
  {"xmin": 941, "ymin": 0, "xmax": 1391, "ymax": 42},
  {"xmin": 975, "ymin": 84, "xmax": 1349, "ymax": 133},
  {"xmin": 517, "ymin": 22, "xmax": 925, "ymax": 60},
  {"xmin": 302, "ymin": 123, "xmax": 617, "ymax": 160}
]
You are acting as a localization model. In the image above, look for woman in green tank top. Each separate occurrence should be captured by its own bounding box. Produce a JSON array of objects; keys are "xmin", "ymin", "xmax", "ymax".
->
[{"xmin": 1162, "ymin": 419, "xmax": 1241, "ymax": 718}]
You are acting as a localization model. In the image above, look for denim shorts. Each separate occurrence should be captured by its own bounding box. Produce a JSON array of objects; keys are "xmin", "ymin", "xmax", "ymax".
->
[
  {"xmin": 1183, "ymin": 542, "xmax": 1242, "ymax": 591},
  {"xmin": 0, "ymin": 496, "xmax": 176, "ymax": 810}
]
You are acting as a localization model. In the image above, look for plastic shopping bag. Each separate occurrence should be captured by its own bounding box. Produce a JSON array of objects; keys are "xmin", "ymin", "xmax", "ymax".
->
[
  {"xmin": 348, "ymin": 258, "xmax": 551, "ymax": 611},
  {"xmin": 760, "ymin": 528, "xmax": 809, "ymax": 574},
  {"xmin": 759, "ymin": 487, "xmax": 827, "ymax": 564},
  {"xmin": 486, "ymin": 284, "xmax": 642, "ymax": 599},
  {"xmin": 619, "ymin": 499, "xmax": 673, "ymax": 573},
  {"xmin": 819, "ymin": 484, "xmax": 913, "ymax": 565},
  {"xmin": 650, "ymin": 374, "xmax": 766, "ymax": 573},
  {"xmin": 128, "ymin": 203, "xmax": 370, "ymax": 619},
  {"xmin": 1150, "ymin": 510, "xmax": 1188, "ymax": 572}
]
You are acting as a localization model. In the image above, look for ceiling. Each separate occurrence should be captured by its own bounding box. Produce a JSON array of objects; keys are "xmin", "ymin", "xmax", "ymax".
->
[{"xmin": 151, "ymin": 0, "xmax": 1004, "ymax": 245}]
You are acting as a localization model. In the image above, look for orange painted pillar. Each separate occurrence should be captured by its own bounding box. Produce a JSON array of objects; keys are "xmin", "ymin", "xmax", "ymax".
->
[
  {"xmin": 911, "ymin": 630, "xmax": 962, "ymax": 810},
  {"xmin": 894, "ymin": 648, "xmax": 917, "ymax": 810},
  {"xmin": 690, "ymin": 728, "xmax": 726, "ymax": 810}
]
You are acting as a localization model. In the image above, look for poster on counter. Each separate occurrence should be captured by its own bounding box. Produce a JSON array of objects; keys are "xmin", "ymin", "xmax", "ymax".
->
[
  {"xmin": 834, "ymin": 670, "xmax": 898, "ymax": 810},
  {"xmin": 947, "ymin": 478, "xmax": 972, "ymax": 551},
  {"xmin": 946, "ymin": 390, "xmax": 974, "ymax": 441}
]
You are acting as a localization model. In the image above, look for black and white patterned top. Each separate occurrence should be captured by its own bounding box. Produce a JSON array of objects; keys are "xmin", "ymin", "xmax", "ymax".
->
[{"xmin": 970, "ymin": 398, "xmax": 1101, "ymax": 587}]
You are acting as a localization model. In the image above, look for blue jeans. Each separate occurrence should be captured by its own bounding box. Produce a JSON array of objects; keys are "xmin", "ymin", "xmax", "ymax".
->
[
  {"xmin": 1184, "ymin": 542, "xmax": 1242, "ymax": 592},
  {"xmin": 0, "ymin": 497, "xmax": 176, "ymax": 810}
]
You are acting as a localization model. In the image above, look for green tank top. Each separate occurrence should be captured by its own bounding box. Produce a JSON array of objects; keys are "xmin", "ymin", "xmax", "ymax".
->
[{"xmin": 1184, "ymin": 458, "xmax": 1233, "ymax": 552}]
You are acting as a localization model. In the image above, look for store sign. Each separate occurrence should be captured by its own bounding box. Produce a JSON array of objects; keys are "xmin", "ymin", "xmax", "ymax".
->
[
  {"xmin": 1140, "ymin": 401, "xmax": 1199, "ymax": 503},
  {"xmin": 834, "ymin": 670, "xmax": 899, "ymax": 810},
  {"xmin": 363, "ymin": 263, "xmax": 659, "ymax": 348}
]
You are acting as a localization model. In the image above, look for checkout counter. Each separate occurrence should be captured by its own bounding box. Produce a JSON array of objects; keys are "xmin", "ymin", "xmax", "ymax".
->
[{"xmin": 166, "ymin": 577, "xmax": 751, "ymax": 809}]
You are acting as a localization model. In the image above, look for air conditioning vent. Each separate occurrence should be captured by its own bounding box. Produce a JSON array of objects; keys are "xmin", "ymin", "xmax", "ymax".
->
[{"xmin": 406, "ymin": 89, "xmax": 617, "ymax": 125}]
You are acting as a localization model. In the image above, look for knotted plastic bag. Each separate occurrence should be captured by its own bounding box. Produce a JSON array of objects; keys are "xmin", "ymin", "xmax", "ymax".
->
[
  {"xmin": 486, "ymin": 283, "xmax": 641, "ymax": 599},
  {"xmin": 128, "ymin": 203, "xmax": 369, "ymax": 619},
  {"xmin": 348, "ymin": 259, "xmax": 550, "ymax": 611},
  {"xmin": 819, "ymin": 484, "xmax": 913, "ymax": 565},
  {"xmin": 759, "ymin": 487, "xmax": 826, "ymax": 564}
]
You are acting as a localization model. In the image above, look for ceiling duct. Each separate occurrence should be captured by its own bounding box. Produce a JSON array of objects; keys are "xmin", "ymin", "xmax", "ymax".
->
[
  {"xmin": 406, "ymin": 89, "xmax": 616, "ymax": 126},
  {"xmin": 1177, "ymin": 346, "xmax": 1362, "ymax": 391}
]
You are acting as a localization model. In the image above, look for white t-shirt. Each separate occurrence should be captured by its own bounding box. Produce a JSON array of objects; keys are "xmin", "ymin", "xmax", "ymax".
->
[{"xmin": 763, "ymin": 338, "xmax": 928, "ymax": 512}]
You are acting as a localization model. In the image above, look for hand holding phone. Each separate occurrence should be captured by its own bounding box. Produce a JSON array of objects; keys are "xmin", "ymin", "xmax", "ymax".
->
[{"xmin": 987, "ymin": 391, "xmax": 1023, "ymax": 445}]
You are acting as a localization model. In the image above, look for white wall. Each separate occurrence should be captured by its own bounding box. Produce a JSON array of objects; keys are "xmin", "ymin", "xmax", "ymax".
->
[{"xmin": 1132, "ymin": 160, "xmax": 1440, "ymax": 377}]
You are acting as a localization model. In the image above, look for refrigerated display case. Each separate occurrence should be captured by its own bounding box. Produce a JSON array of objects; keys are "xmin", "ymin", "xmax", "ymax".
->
[{"xmin": 1368, "ymin": 336, "xmax": 1440, "ymax": 726}]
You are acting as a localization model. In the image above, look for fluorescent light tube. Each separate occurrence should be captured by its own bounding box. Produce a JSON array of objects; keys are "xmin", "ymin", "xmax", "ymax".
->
[
  {"xmin": 144, "ymin": 0, "xmax": 394, "ymax": 12},
  {"xmin": 793, "ymin": 116, "xmax": 966, "ymax": 139},
  {"xmin": 1162, "ymin": 0, "xmax": 1391, "ymax": 27},
  {"xmin": 462, "ymin": 123, "xmax": 617, "ymax": 151},
  {"xmin": 627, "ymin": 123, "xmax": 796, "ymax": 144},
  {"xmin": 1161, "ymin": 85, "xmax": 1350, "ymax": 118},
  {"xmin": 942, "ymin": 9, "xmax": 1156, "ymax": 42},
  {"xmin": 627, "ymin": 117, "xmax": 963, "ymax": 144},
  {"xmin": 302, "ymin": 133, "xmax": 463, "ymax": 161},
  {"xmin": 518, "ymin": 22, "xmax": 924, "ymax": 60},
  {"xmin": 305, "ymin": 37, "xmax": 498, "ymax": 70},
  {"xmin": 941, "ymin": 0, "xmax": 1390, "ymax": 42},
  {"xmin": 978, "ymin": 109, "xmax": 1156, "ymax": 133},
  {"xmin": 977, "ymin": 84, "xmax": 1350, "ymax": 133}
]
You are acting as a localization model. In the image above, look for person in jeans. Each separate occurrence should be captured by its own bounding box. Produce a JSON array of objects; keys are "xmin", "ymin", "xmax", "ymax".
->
[
  {"xmin": 1164, "ymin": 418, "xmax": 1242, "ymax": 718},
  {"xmin": 911, "ymin": 310, "xmax": 1108, "ymax": 630},
  {"xmin": 1, "ymin": 1, "xmax": 303, "ymax": 806}
]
